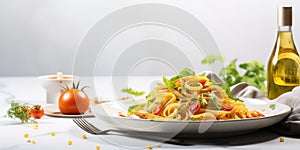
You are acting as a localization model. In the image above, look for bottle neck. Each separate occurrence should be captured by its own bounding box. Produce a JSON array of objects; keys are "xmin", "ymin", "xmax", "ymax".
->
[
  {"xmin": 278, "ymin": 26, "xmax": 292, "ymax": 32},
  {"xmin": 277, "ymin": 26, "xmax": 297, "ymax": 50}
]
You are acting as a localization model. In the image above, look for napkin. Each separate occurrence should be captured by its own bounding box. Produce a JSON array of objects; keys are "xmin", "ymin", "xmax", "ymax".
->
[{"xmin": 203, "ymin": 71, "xmax": 300, "ymax": 136}]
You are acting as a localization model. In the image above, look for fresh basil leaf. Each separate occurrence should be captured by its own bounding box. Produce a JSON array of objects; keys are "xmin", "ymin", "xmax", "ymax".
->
[
  {"xmin": 201, "ymin": 55, "xmax": 224, "ymax": 64},
  {"xmin": 178, "ymin": 68, "xmax": 194, "ymax": 78},
  {"xmin": 163, "ymin": 76, "xmax": 175, "ymax": 90},
  {"xmin": 269, "ymin": 104, "xmax": 276, "ymax": 110},
  {"xmin": 170, "ymin": 75, "xmax": 179, "ymax": 82},
  {"xmin": 232, "ymin": 97, "xmax": 244, "ymax": 102},
  {"xmin": 121, "ymin": 88, "xmax": 144, "ymax": 96},
  {"xmin": 128, "ymin": 104, "xmax": 139, "ymax": 113}
]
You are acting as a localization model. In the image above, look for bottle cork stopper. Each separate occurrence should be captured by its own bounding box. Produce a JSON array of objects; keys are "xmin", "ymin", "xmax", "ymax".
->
[{"xmin": 278, "ymin": 6, "xmax": 292, "ymax": 26}]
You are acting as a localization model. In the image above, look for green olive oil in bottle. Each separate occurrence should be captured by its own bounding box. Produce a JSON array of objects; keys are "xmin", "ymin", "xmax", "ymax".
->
[{"xmin": 267, "ymin": 6, "xmax": 300, "ymax": 100}]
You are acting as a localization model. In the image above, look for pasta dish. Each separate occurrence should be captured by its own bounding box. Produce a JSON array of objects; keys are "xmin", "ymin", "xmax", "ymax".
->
[{"xmin": 127, "ymin": 68, "xmax": 264, "ymax": 121}]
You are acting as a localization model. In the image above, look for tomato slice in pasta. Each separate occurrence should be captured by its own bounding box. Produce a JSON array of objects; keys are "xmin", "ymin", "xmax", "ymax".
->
[
  {"xmin": 189, "ymin": 101, "xmax": 201, "ymax": 115},
  {"xmin": 222, "ymin": 103, "xmax": 234, "ymax": 111},
  {"xmin": 153, "ymin": 103, "xmax": 163, "ymax": 115}
]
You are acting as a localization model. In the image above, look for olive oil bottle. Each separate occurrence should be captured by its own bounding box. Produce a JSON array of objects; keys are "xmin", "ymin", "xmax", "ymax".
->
[{"xmin": 268, "ymin": 6, "xmax": 300, "ymax": 99}]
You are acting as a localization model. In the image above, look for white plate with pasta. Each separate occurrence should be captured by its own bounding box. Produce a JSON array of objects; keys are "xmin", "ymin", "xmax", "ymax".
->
[
  {"xmin": 91, "ymin": 98, "xmax": 290, "ymax": 136},
  {"xmin": 91, "ymin": 69, "xmax": 291, "ymax": 136}
]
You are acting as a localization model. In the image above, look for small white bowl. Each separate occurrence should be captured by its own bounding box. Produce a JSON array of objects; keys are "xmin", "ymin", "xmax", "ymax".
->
[{"xmin": 38, "ymin": 74, "xmax": 78, "ymax": 104}]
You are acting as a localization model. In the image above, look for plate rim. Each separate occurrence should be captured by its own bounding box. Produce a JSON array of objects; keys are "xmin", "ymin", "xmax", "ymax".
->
[{"xmin": 91, "ymin": 98, "xmax": 291, "ymax": 123}]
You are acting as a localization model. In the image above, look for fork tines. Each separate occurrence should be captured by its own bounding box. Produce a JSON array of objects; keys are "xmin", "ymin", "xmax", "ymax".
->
[{"xmin": 73, "ymin": 118, "xmax": 98, "ymax": 134}]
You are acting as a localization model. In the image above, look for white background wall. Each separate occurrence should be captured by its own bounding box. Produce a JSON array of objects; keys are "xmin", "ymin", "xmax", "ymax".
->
[{"xmin": 0, "ymin": 0, "xmax": 299, "ymax": 76}]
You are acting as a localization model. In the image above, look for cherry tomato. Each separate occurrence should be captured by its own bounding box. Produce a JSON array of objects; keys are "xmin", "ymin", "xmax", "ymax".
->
[
  {"xmin": 30, "ymin": 105, "xmax": 44, "ymax": 119},
  {"xmin": 199, "ymin": 80, "xmax": 206, "ymax": 85},
  {"xmin": 222, "ymin": 103, "xmax": 234, "ymax": 111},
  {"xmin": 58, "ymin": 89, "xmax": 90, "ymax": 115},
  {"xmin": 189, "ymin": 101, "xmax": 201, "ymax": 115},
  {"xmin": 251, "ymin": 111, "xmax": 264, "ymax": 118},
  {"xmin": 153, "ymin": 103, "xmax": 163, "ymax": 115}
]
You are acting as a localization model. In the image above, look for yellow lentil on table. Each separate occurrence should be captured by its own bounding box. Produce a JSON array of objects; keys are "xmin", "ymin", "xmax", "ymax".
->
[
  {"xmin": 82, "ymin": 134, "xmax": 87, "ymax": 139},
  {"xmin": 32, "ymin": 140, "xmax": 36, "ymax": 144},
  {"xmin": 68, "ymin": 140, "xmax": 72, "ymax": 146},
  {"xmin": 96, "ymin": 145, "xmax": 100, "ymax": 150},
  {"xmin": 51, "ymin": 132, "xmax": 55, "ymax": 136},
  {"xmin": 146, "ymin": 145, "xmax": 152, "ymax": 149},
  {"xmin": 24, "ymin": 133, "xmax": 29, "ymax": 138},
  {"xmin": 27, "ymin": 139, "xmax": 31, "ymax": 143},
  {"xmin": 280, "ymin": 137, "xmax": 285, "ymax": 142}
]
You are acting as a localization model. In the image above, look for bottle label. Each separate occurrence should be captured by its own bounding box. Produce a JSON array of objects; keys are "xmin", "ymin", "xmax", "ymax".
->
[{"xmin": 273, "ymin": 53, "xmax": 300, "ymax": 86}]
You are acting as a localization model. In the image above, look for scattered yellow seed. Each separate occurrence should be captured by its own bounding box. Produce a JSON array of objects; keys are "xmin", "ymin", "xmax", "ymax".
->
[
  {"xmin": 82, "ymin": 134, "xmax": 87, "ymax": 139},
  {"xmin": 280, "ymin": 137, "xmax": 285, "ymax": 142},
  {"xmin": 32, "ymin": 140, "xmax": 36, "ymax": 144},
  {"xmin": 154, "ymin": 145, "xmax": 161, "ymax": 148},
  {"xmin": 24, "ymin": 133, "xmax": 29, "ymax": 138},
  {"xmin": 51, "ymin": 132, "xmax": 56, "ymax": 136},
  {"xmin": 33, "ymin": 124, "xmax": 39, "ymax": 128},
  {"xmin": 146, "ymin": 145, "xmax": 152, "ymax": 149},
  {"xmin": 96, "ymin": 145, "xmax": 100, "ymax": 150},
  {"xmin": 68, "ymin": 140, "xmax": 72, "ymax": 146},
  {"xmin": 27, "ymin": 139, "xmax": 31, "ymax": 143}
]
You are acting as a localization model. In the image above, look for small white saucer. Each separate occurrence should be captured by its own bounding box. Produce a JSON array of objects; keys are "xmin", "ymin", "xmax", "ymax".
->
[{"xmin": 44, "ymin": 104, "xmax": 94, "ymax": 118}]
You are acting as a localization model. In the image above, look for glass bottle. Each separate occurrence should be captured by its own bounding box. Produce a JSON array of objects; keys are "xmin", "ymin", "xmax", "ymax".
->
[{"xmin": 267, "ymin": 6, "xmax": 300, "ymax": 100}]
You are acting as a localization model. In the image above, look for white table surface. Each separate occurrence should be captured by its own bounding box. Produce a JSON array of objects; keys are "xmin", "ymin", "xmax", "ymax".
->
[{"xmin": 0, "ymin": 76, "xmax": 300, "ymax": 150}]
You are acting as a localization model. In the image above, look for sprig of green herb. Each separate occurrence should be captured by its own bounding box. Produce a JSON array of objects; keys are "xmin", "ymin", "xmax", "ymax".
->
[
  {"xmin": 121, "ymin": 88, "xmax": 145, "ymax": 96},
  {"xmin": 201, "ymin": 56, "xmax": 267, "ymax": 94},
  {"xmin": 6, "ymin": 102, "xmax": 35, "ymax": 123},
  {"xmin": 269, "ymin": 104, "xmax": 276, "ymax": 110}
]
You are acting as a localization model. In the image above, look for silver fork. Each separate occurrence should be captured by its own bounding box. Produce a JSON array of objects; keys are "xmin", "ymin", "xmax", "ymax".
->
[{"xmin": 73, "ymin": 118, "xmax": 184, "ymax": 144}]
